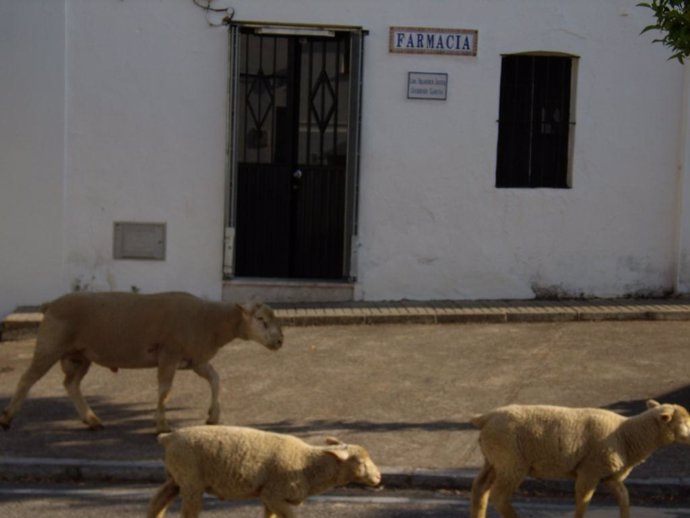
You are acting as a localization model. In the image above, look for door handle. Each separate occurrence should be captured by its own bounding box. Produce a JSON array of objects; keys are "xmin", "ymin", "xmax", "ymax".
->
[{"xmin": 293, "ymin": 169, "xmax": 303, "ymax": 179}]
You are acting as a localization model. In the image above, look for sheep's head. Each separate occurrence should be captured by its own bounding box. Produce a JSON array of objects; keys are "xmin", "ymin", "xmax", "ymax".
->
[
  {"xmin": 239, "ymin": 303, "xmax": 283, "ymax": 350},
  {"xmin": 646, "ymin": 399, "xmax": 690, "ymax": 445},
  {"xmin": 324, "ymin": 437, "xmax": 382, "ymax": 487}
]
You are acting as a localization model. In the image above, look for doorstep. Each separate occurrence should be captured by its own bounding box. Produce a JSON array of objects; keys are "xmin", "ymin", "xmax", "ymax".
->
[{"xmin": 222, "ymin": 278, "xmax": 355, "ymax": 304}]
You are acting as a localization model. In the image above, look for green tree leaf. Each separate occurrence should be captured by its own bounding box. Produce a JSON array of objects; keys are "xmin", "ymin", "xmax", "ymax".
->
[{"xmin": 638, "ymin": 0, "xmax": 690, "ymax": 62}]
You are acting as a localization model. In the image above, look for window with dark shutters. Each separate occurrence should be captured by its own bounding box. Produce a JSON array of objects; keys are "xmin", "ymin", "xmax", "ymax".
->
[{"xmin": 496, "ymin": 55, "xmax": 574, "ymax": 188}]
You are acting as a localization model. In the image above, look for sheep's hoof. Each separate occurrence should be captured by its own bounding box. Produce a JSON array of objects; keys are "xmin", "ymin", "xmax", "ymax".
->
[
  {"xmin": 0, "ymin": 412, "xmax": 12, "ymax": 430},
  {"xmin": 156, "ymin": 423, "xmax": 172, "ymax": 435},
  {"xmin": 85, "ymin": 418, "xmax": 104, "ymax": 431}
]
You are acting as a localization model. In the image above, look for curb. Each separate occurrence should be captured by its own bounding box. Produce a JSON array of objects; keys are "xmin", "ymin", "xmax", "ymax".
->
[
  {"xmin": 0, "ymin": 457, "xmax": 165, "ymax": 483},
  {"xmin": 5, "ymin": 300, "xmax": 690, "ymax": 333},
  {"xmin": 3, "ymin": 457, "xmax": 690, "ymax": 501},
  {"xmin": 275, "ymin": 301, "xmax": 690, "ymax": 326}
]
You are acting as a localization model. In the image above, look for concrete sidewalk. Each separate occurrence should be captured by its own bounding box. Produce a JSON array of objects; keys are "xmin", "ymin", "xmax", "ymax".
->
[{"xmin": 3, "ymin": 299, "xmax": 690, "ymax": 502}]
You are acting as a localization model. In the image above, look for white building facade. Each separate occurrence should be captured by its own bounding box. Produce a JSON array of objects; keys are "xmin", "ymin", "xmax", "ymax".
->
[{"xmin": 2, "ymin": 0, "xmax": 689, "ymax": 317}]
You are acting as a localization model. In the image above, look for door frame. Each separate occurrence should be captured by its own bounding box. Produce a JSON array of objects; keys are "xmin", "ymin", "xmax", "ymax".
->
[{"xmin": 223, "ymin": 22, "xmax": 366, "ymax": 281}]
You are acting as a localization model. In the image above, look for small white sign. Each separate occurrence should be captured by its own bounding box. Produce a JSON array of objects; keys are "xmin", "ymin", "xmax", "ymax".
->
[{"xmin": 407, "ymin": 72, "xmax": 448, "ymax": 100}]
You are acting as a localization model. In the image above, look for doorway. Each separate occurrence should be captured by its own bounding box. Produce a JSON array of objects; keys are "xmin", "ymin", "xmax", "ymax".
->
[{"xmin": 226, "ymin": 26, "xmax": 364, "ymax": 280}]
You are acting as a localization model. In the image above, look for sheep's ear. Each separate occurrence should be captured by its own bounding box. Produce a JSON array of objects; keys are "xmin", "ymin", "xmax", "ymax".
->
[
  {"xmin": 238, "ymin": 302, "xmax": 259, "ymax": 316},
  {"xmin": 325, "ymin": 436, "xmax": 344, "ymax": 446},
  {"xmin": 659, "ymin": 408, "xmax": 674, "ymax": 423},
  {"xmin": 647, "ymin": 399, "xmax": 661, "ymax": 409},
  {"xmin": 324, "ymin": 447, "xmax": 350, "ymax": 462}
]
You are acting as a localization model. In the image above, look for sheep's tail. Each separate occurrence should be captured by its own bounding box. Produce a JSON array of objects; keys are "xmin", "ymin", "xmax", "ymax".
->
[
  {"xmin": 470, "ymin": 413, "xmax": 490, "ymax": 429},
  {"xmin": 147, "ymin": 478, "xmax": 179, "ymax": 518}
]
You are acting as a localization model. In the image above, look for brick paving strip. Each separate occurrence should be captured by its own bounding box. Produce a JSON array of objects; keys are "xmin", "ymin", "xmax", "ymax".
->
[
  {"xmin": 270, "ymin": 298, "xmax": 690, "ymax": 326},
  {"xmin": 4, "ymin": 299, "xmax": 690, "ymax": 335}
]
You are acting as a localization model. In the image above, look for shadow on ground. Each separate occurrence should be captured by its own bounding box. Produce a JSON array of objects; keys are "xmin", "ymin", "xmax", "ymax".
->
[
  {"xmin": 248, "ymin": 419, "xmax": 472, "ymax": 435},
  {"xmin": 605, "ymin": 384, "xmax": 690, "ymax": 416},
  {"xmin": 0, "ymin": 396, "xmax": 195, "ymax": 460},
  {"xmin": 0, "ymin": 394, "xmax": 471, "ymax": 462}
]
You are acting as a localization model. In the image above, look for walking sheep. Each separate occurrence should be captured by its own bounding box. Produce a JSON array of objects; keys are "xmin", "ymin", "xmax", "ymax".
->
[
  {"xmin": 470, "ymin": 399, "xmax": 690, "ymax": 518},
  {"xmin": 147, "ymin": 425, "xmax": 382, "ymax": 518},
  {"xmin": 0, "ymin": 291, "xmax": 283, "ymax": 433}
]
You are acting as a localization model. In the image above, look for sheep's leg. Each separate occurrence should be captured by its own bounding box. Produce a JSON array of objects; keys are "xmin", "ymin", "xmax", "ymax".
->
[
  {"xmin": 604, "ymin": 479, "xmax": 630, "ymax": 518},
  {"xmin": 471, "ymin": 461, "xmax": 496, "ymax": 518},
  {"xmin": 155, "ymin": 358, "xmax": 178, "ymax": 434},
  {"xmin": 179, "ymin": 488, "xmax": 204, "ymax": 518},
  {"xmin": 574, "ymin": 475, "xmax": 598, "ymax": 518},
  {"xmin": 0, "ymin": 345, "xmax": 63, "ymax": 429},
  {"xmin": 147, "ymin": 478, "xmax": 180, "ymax": 518},
  {"xmin": 262, "ymin": 500, "xmax": 296, "ymax": 518},
  {"xmin": 191, "ymin": 362, "xmax": 220, "ymax": 425},
  {"xmin": 489, "ymin": 471, "xmax": 525, "ymax": 518},
  {"xmin": 60, "ymin": 355, "xmax": 102, "ymax": 430}
]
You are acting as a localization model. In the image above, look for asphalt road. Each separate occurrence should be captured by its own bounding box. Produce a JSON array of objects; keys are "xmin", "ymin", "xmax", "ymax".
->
[
  {"xmin": 5, "ymin": 319, "xmax": 690, "ymax": 510},
  {"xmin": 2, "ymin": 482, "xmax": 690, "ymax": 518},
  {"xmin": 5, "ymin": 320, "xmax": 690, "ymax": 479}
]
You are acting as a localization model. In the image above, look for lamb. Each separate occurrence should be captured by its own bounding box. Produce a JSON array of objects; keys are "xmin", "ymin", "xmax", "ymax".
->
[
  {"xmin": 147, "ymin": 425, "xmax": 382, "ymax": 518},
  {"xmin": 0, "ymin": 291, "xmax": 283, "ymax": 433},
  {"xmin": 470, "ymin": 399, "xmax": 690, "ymax": 518}
]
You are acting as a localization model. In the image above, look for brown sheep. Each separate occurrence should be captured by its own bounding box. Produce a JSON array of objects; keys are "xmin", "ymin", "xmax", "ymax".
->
[
  {"xmin": 470, "ymin": 400, "xmax": 690, "ymax": 518},
  {"xmin": 148, "ymin": 425, "xmax": 382, "ymax": 518},
  {"xmin": 0, "ymin": 291, "xmax": 283, "ymax": 433}
]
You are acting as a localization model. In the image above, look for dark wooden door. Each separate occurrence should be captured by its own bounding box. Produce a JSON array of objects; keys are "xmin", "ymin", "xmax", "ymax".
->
[{"xmin": 234, "ymin": 31, "xmax": 351, "ymax": 279}]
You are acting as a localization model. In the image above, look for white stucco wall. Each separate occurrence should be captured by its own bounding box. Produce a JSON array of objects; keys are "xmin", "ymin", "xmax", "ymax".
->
[
  {"xmin": 63, "ymin": 0, "xmax": 228, "ymax": 300},
  {"xmin": 675, "ymin": 65, "xmax": 690, "ymax": 293},
  {"xmin": 0, "ymin": 0, "xmax": 65, "ymax": 317},
  {"xmin": 1, "ymin": 0, "xmax": 687, "ymax": 316},
  {"xmin": 350, "ymin": 1, "xmax": 683, "ymax": 300},
  {"xmin": 234, "ymin": 0, "xmax": 685, "ymax": 300}
]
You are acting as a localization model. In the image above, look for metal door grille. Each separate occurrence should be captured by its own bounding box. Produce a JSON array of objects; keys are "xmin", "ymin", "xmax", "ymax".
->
[
  {"xmin": 228, "ymin": 28, "xmax": 363, "ymax": 280},
  {"xmin": 237, "ymin": 34, "xmax": 291, "ymax": 165}
]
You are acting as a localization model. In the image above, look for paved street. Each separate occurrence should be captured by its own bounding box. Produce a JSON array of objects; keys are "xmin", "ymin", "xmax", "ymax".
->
[
  {"xmin": 4, "ymin": 320, "xmax": 690, "ymax": 477},
  {"xmin": 3, "ymin": 316, "xmax": 690, "ymax": 506}
]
